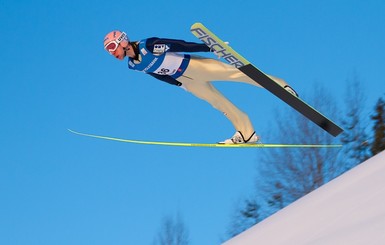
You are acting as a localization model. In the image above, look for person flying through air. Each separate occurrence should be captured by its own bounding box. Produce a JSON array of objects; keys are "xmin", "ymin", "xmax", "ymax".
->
[{"xmin": 103, "ymin": 30, "xmax": 298, "ymax": 144}]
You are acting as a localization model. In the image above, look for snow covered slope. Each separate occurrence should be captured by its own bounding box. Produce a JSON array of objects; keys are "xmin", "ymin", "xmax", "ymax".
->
[{"xmin": 223, "ymin": 151, "xmax": 385, "ymax": 245}]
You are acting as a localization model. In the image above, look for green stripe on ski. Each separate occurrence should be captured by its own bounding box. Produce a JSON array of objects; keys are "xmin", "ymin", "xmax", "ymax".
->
[{"xmin": 68, "ymin": 129, "xmax": 342, "ymax": 148}]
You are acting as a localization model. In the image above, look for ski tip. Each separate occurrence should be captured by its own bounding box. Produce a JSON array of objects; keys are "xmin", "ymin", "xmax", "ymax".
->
[
  {"xmin": 68, "ymin": 128, "xmax": 83, "ymax": 136},
  {"xmin": 191, "ymin": 22, "xmax": 203, "ymax": 29}
]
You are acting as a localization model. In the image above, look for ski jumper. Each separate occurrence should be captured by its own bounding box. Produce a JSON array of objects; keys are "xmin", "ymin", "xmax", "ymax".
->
[{"xmin": 128, "ymin": 38, "xmax": 288, "ymax": 138}]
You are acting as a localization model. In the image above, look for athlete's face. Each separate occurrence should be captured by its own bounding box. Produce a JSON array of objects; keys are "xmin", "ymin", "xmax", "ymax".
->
[
  {"xmin": 111, "ymin": 43, "xmax": 135, "ymax": 60},
  {"xmin": 111, "ymin": 45, "xmax": 126, "ymax": 60}
]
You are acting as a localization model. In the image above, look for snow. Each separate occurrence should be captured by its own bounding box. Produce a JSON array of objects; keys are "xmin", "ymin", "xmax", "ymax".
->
[{"xmin": 223, "ymin": 151, "xmax": 385, "ymax": 245}]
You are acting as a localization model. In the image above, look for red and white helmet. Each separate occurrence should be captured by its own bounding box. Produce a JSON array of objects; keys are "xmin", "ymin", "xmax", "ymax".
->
[{"xmin": 103, "ymin": 30, "xmax": 129, "ymax": 58}]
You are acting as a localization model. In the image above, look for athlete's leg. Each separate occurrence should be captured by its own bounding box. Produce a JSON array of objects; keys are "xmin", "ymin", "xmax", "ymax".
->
[
  {"xmin": 178, "ymin": 77, "xmax": 255, "ymax": 139},
  {"xmin": 186, "ymin": 56, "xmax": 289, "ymax": 88}
]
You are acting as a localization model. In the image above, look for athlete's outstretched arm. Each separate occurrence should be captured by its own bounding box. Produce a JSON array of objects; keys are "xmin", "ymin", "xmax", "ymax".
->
[{"xmin": 145, "ymin": 37, "xmax": 210, "ymax": 53}]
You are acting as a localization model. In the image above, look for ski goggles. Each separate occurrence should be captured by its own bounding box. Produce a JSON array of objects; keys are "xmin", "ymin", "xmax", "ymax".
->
[{"xmin": 104, "ymin": 32, "xmax": 128, "ymax": 53}]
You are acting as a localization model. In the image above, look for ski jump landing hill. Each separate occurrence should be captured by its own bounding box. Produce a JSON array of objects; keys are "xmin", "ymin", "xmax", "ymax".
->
[{"xmin": 224, "ymin": 151, "xmax": 385, "ymax": 245}]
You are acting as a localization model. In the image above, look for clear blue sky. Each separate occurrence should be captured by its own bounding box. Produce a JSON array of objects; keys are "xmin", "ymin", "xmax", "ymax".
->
[{"xmin": 1, "ymin": 0, "xmax": 384, "ymax": 244}]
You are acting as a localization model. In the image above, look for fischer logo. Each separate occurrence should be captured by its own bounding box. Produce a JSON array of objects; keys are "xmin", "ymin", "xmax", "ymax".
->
[{"xmin": 191, "ymin": 27, "xmax": 245, "ymax": 68}]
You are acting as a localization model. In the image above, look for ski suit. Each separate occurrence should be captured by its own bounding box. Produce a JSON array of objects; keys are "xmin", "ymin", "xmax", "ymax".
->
[{"xmin": 128, "ymin": 37, "xmax": 288, "ymax": 138}]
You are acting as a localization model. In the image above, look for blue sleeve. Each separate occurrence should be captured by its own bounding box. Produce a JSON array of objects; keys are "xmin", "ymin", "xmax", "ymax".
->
[{"xmin": 145, "ymin": 37, "xmax": 210, "ymax": 53}]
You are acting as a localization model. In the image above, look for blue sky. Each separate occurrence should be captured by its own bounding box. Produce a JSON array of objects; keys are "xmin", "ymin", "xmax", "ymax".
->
[{"xmin": 1, "ymin": 0, "xmax": 384, "ymax": 244}]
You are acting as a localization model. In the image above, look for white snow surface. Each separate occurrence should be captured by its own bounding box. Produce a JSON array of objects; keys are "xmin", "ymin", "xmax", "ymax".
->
[{"xmin": 223, "ymin": 151, "xmax": 385, "ymax": 245}]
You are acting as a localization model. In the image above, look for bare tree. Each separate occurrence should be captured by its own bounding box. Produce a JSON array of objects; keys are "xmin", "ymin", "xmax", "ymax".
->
[
  {"xmin": 153, "ymin": 213, "xmax": 189, "ymax": 245},
  {"xmin": 256, "ymin": 84, "xmax": 343, "ymax": 208},
  {"xmin": 226, "ymin": 84, "xmax": 343, "ymax": 238}
]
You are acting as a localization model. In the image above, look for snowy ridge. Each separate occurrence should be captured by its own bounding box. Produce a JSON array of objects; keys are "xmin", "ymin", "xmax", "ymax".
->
[{"xmin": 223, "ymin": 151, "xmax": 385, "ymax": 245}]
